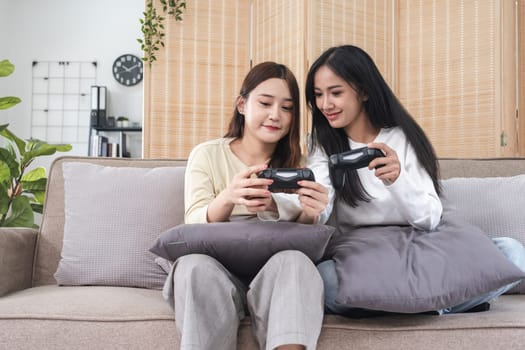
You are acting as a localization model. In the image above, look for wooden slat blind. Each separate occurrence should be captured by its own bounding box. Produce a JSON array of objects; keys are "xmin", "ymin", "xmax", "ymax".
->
[
  {"xmin": 516, "ymin": 0, "xmax": 525, "ymax": 155},
  {"xmin": 397, "ymin": 0, "xmax": 508, "ymax": 158},
  {"xmin": 306, "ymin": 0, "xmax": 394, "ymax": 138},
  {"xmin": 309, "ymin": 0, "xmax": 394, "ymax": 86},
  {"xmin": 252, "ymin": 0, "xmax": 309, "ymax": 143},
  {"xmin": 143, "ymin": 0, "xmax": 250, "ymax": 159},
  {"xmin": 251, "ymin": 0, "xmax": 393, "ymax": 149},
  {"xmin": 252, "ymin": 0, "xmax": 306, "ymax": 70},
  {"xmin": 143, "ymin": 0, "xmax": 523, "ymax": 159}
]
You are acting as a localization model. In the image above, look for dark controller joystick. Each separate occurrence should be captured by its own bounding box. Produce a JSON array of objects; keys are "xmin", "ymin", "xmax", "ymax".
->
[
  {"xmin": 328, "ymin": 147, "xmax": 385, "ymax": 189},
  {"xmin": 257, "ymin": 168, "xmax": 315, "ymax": 191}
]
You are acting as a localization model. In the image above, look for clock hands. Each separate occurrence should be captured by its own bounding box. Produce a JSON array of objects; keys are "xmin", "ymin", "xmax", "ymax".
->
[
  {"xmin": 117, "ymin": 63, "xmax": 141, "ymax": 73},
  {"xmin": 127, "ymin": 63, "xmax": 141, "ymax": 71}
]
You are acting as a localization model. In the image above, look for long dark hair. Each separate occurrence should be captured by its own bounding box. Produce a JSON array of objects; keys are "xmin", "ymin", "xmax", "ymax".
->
[
  {"xmin": 225, "ymin": 61, "xmax": 302, "ymax": 168},
  {"xmin": 305, "ymin": 45, "xmax": 440, "ymax": 206}
]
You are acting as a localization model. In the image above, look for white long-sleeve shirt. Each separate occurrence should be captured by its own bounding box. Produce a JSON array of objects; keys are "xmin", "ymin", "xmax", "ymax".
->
[{"xmin": 307, "ymin": 127, "xmax": 442, "ymax": 231}]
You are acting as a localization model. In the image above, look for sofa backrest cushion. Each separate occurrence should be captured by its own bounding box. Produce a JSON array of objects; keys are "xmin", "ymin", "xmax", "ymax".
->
[
  {"xmin": 439, "ymin": 158, "xmax": 525, "ymax": 179},
  {"xmin": 54, "ymin": 162, "xmax": 186, "ymax": 289},
  {"xmin": 439, "ymin": 158, "xmax": 525, "ymax": 294},
  {"xmin": 440, "ymin": 175, "xmax": 525, "ymax": 294},
  {"xmin": 33, "ymin": 156, "xmax": 187, "ymax": 287},
  {"xmin": 440, "ymin": 175, "xmax": 525, "ymax": 242}
]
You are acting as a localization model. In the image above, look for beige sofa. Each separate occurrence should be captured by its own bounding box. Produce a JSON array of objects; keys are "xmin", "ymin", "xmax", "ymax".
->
[{"xmin": 1, "ymin": 156, "xmax": 524, "ymax": 350}]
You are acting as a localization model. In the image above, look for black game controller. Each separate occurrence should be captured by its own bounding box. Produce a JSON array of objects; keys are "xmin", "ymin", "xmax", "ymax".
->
[
  {"xmin": 257, "ymin": 168, "xmax": 315, "ymax": 191},
  {"xmin": 328, "ymin": 147, "xmax": 385, "ymax": 189}
]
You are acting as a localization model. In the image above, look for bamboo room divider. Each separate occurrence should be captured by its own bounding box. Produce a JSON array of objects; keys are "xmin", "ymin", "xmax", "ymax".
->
[
  {"xmin": 143, "ymin": 0, "xmax": 524, "ymax": 159},
  {"xmin": 397, "ymin": 0, "xmax": 521, "ymax": 158},
  {"xmin": 143, "ymin": 1, "xmax": 251, "ymax": 159},
  {"xmin": 143, "ymin": 0, "xmax": 393, "ymax": 159},
  {"xmin": 306, "ymin": 0, "xmax": 394, "ymax": 141},
  {"xmin": 516, "ymin": 0, "xmax": 525, "ymax": 156}
]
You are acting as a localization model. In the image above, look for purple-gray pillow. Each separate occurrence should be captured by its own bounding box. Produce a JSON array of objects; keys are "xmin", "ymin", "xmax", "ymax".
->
[
  {"xmin": 329, "ymin": 216, "xmax": 525, "ymax": 313},
  {"xmin": 150, "ymin": 220, "xmax": 335, "ymax": 278}
]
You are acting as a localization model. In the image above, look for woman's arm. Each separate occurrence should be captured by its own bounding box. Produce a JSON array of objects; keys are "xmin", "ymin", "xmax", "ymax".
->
[
  {"xmin": 369, "ymin": 141, "xmax": 442, "ymax": 231},
  {"xmin": 306, "ymin": 145, "xmax": 336, "ymax": 225},
  {"xmin": 184, "ymin": 144, "xmax": 275, "ymax": 223},
  {"xmin": 206, "ymin": 164, "xmax": 274, "ymax": 222},
  {"xmin": 184, "ymin": 145, "xmax": 218, "ymax": 223}
]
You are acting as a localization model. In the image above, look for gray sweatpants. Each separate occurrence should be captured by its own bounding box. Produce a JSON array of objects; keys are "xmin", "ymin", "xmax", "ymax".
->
[{"xmin": 162, "ymin": 250, "xmax": 324, "ymax": 350}]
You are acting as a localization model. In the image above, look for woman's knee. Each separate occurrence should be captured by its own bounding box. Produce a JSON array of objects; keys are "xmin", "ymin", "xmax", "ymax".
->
[
  {"xmin": 175, "ymin": 254, "xmax": 224, "ymax": 282},
  {"xmin": 267, "ymin": 250, "xmax": 315, "ymax": 271},
  {"xmin": 271, "ymin": 249, "xmax": 309, "ymax": 263},
  {"xmin": 264, "ymin": 250, "xmax": 322, "ymax": 285}
]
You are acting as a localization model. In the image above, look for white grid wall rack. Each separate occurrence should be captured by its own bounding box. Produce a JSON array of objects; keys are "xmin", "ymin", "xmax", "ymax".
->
[{"xmin": 31, "ymin": 61, "xmax": 97, "ymax": 155}]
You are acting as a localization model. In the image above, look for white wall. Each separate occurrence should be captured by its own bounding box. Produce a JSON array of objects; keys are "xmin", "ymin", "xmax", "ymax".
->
[{"xmin": 0, "ymin": 0, "xmax": 144, "ymax": 163}]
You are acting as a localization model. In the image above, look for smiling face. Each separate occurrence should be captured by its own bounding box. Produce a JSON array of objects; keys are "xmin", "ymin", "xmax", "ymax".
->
[
  {"xmin": 236, "ymin": 77, "xmax": 293, "ymax": 146},
  {"xmin": 313, "ymin": 65, "xmax": 369, "ymax": 137}
]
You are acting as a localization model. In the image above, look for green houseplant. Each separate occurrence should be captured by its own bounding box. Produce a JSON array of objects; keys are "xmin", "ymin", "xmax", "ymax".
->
[
  {"xmin": 138, "ymin": 0, "xmax": 186, "ymax": 67},
  {"xmin": 0, "ymin": 59, "xmax": 72, "ymax": 228}
]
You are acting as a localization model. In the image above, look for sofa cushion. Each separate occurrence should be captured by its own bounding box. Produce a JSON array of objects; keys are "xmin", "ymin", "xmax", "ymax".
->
[
  {"xmin": 54, "ymin": 162, "xmax": 185, "ymax": 289},
  {"xmin": 329, "ymin": 215, "xmax": 525, "ymax": 313},
  {"xmin": 441, "ymin": 174, "xmax": 525, "ymax": 293},
  {"xmin": 0, "ymin": 285, "xmax": 180, "ymax": 349},
  {"xmin": 150, "ymin": 219, "xmax": 335, "ymax": 279}
]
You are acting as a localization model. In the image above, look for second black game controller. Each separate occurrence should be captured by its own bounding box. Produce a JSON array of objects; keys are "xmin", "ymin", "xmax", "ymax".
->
[
  {"xmin": 328, "ymin": 147, "xmax": 385, "ymax": 189},
  {"xmin": 257, "ymin": 168, "xmax": 315, "ymax": 191}
]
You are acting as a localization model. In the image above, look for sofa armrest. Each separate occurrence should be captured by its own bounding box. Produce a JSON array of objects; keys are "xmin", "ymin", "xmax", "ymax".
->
[{"xmin": 0, "ymin": 227, "xmax": 38, "ymax": 297}]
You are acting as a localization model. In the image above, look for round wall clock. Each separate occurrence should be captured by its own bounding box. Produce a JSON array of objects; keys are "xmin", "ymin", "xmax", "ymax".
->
[{"xmin": 112, "ymin": 54, "xmax": 143, "ymax": 86}]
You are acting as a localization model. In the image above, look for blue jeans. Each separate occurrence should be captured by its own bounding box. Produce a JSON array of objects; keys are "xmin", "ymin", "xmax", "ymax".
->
[{"xmin": 317, "ymin": 237, "xmax": 525, "ymax": 316}]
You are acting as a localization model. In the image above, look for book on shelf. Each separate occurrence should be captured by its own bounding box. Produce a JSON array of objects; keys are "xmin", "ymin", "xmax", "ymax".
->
[
  {"xmin": 100, "ymin": 136, "xmax": 108, "ymax": 157},
  {"xmin": 90, "ymin": 134, "xmax": 127, "ymax": 157},
  {"xmin": 109, "ymin": 143, "xmax": 119, "ymax": 157}
]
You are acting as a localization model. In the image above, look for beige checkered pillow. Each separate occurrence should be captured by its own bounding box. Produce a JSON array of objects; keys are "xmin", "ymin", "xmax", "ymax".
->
[{"xmin": 54, "ymin": 162, "xmax": 185, "ymax": 289}]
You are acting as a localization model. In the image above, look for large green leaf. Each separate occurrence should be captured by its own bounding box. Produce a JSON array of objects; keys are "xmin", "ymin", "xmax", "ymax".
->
[
  {"xmin": 0, "ymin": 127, "xmax": 26, "ymax": 156},
  {"xmin": 22, "ymin": 140, "xmax": 72, "ymax": 165},
  {"xmin": 0, "ymin": 148, "xmax": 20, "ymax": 181},
  {"xmin": 22, "ymin": 166, "xmax": 46, "ymax": 181},
  {"xmin": 0, "ymin": 96, "xmax": 21, "ymax": 110},
  {"xmin": 3, "ymin": 195, "xmax": 34, "ymax": 227},
  {"xmin": 0, "ymin": 160, "xmax": 12, "ymax": 187},
  {"xmin": 53, "ymin": 143, "xmax": 73, "ymax": 152},
  {"xmin": 21, "ymin": 168, "xmax": 47, "ymax": 205},
  {"xmin": 30, "ymin": 202, "xmax": 44, "ymax": 214},
  {"xmin": 21, "ymin": 177, "xmax": 47, "ymax": 193},
  {"xmin": 30, "ymin": 191, "xmax": 46, "ymax": 205},
  {"xmin": 0, "ymin": 59, "xmax": 15, "ymax": 77}
]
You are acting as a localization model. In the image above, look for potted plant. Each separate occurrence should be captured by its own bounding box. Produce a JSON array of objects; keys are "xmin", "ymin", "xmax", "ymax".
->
[
  {"xmin": 0, "ymin": 59, "xmax": 72, "ymax": 228},
  {"xmin": 138, "ymin": 0, "xmax": 186, "ymax": 66},
  {"xmin": 116, "ymin": 116, "xmax": 129, "ymax": 128}
]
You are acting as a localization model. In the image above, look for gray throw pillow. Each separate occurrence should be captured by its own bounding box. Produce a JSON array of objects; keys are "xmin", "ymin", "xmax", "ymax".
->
[
  {"xmin": 329, "ymin": 215, "xmax": 525, "ymax": 313},
  {"xmin": 150, "ymin": 219, "xmax": 335, "ymax": 279},
  {"xmin": 54, "ymin": 162, "xmax": 186, "ymax": 289},
  {"xmin": 440, "ymin": 175, "xmax": 525, "ymax": 293}
]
